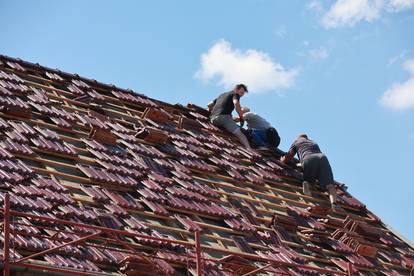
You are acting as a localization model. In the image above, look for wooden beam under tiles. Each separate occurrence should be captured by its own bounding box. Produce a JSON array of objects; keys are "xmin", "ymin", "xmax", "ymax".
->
[
  {"xmin": 58, "ymin": 182, "xmax": 401, "ymax": 256},
  {"xmin": 197, "ymin": 244, "xmax": 378, "ymax": 274},
  {"xmin": 35, "ymin": 146, "xmax": 96, "ymax": 164},
  {"xmin": 2, "ymin": 63, "xmax": 410, "ymax": 275},
  {"xmin": 193, "ymin": 215, "xmax": 226, "ymax": 248},
  {"xmin": 29, "ymin": 167, "xmax": 130, "ymax": 193},
  {"xmin": 3, "ymin": 69, "xmax": 149, "ymax": 126},
  {"xmin": 16, "ymin": 153, "xmax": 86, "ymax": 173},
  {"xmin": 2, "ymin": 110, "xmax": 159, "ymax": 158},
  {"xmin": 8, "ymin": 68, "xmax": 147, "ymax": 117},
  {"xmin": 72, "ymin": 194, "xmax": 256, "ymax": 250},
  {"xmin": 64, "ymin": 197, "xmax": 356, "ymax": 268},
  {"xmin": 72, "ymin": 192, "xmax": 328, "ymax": 255},
  {"xmin": 11, "ymin": 261, "xmax": 124, "ymax": 276},
  {"xmin": 68, "ymin": 191, "xmax": 395, "ymax": 264},
  {"xmin": 198, "ymin": 163, "xmax": 341, "ymax": 202},
  {"xmin": 19, "ymin": 217, "xmax": 379, "ymax": 276},
  {"xmin": 0, "ymin": 113, "xmax": 77, "ymax": 135},
  {"xmin": 0, "ymin": 111, "xmax": 90, "ymax": 139},
  {"xmin": 17, "ymin": 140, "xmax": 379, "ymax": 231},
  {"xmin": 196, "ymin": 172, "xmax": 334, "ymax": 206},
  {"xmin": 57, "ymin": 102, "xmax": 143, "ymax": 129},
  {"xmin": 196, "ymin": 172, "xmax": 329, "ymax": 204},
  {"xmin": 193, "ymin": 174, "xmax": 376, "ymax": 223},
  {"xmin": 20, "ymin": 145, "xmax": 378, "ymax": 229}
]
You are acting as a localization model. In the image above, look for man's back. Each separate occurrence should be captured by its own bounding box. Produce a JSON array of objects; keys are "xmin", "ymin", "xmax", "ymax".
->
[
  {"xmin": 290, "ymin": 137, "xmax": 321, "ymax": 162},
  {"xmin": 210, "ymin": 91, "xmax": 240, "ymax": 118},
  {"xmin": 243, "ymin": 112, "xmax": 271, "ymax": 130}
]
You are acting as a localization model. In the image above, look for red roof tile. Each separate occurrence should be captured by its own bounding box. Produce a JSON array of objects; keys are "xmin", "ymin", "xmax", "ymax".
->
[{"xmin": 0, "ymin": 54, "xmax": 412, "ymax": 275}]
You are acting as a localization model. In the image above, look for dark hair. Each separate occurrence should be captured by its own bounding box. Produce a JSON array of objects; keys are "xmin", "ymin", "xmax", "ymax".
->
[
  {"xmin": 298, "ymin": 133, "xmax": 308, "ymax": 139},
  {"xmin": 235, "ymin": 84, "xmax": 248, "ymax": 92}
]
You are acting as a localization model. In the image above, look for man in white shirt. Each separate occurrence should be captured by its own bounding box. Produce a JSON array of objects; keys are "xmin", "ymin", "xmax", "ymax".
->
[{"xmin": 235, "ymin": 107, "xmax": 280, "ymax": 149}]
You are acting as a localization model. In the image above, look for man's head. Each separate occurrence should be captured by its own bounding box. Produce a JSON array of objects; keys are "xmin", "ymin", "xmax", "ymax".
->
[
  {"xmin": 241, "ymin": 106, "xmax": 250, "ymax": 114},
  {"xmin": 234, "ymin": 84, "xmax": 248, "ymax": 96},
  {"xmin": 298, "ymin": 133, "xmax": 308, "ymax": 140}
]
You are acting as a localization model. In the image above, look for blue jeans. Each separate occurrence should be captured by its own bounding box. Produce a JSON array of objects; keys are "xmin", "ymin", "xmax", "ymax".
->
[{"xmin": 250, "ymin": 129, "xmax": 267, "ymax": 147}]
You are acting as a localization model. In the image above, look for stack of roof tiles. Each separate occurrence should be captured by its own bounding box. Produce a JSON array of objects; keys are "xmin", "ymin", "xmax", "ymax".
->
[{"xmin": 0, "ymin": 55, "xmax": 413, "ymax": 276}]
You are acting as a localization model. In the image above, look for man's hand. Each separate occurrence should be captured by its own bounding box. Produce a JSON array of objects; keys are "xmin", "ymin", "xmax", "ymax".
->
[
  {"xmin": 239, "ymin": 116, "xmax": 245, "ymax": 127},
  {"xmin": 281, "ymin": 149, "xmax": 295, "ymax": 164}
]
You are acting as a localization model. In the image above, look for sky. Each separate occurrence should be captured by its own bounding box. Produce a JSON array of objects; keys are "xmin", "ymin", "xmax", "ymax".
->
[{"xmin": 1, "ymin": 0, "xmax": 413, "ymax": 243}]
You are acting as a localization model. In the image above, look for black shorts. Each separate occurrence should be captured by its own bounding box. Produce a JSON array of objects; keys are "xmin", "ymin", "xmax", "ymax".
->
[{"xmin": 302, "ymin": 153, "xmax": 334, "ymax": 189}]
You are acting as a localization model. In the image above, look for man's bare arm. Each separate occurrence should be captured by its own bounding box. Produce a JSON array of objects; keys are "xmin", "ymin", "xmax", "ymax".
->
[
  {"xmin": 281, "ymin": 149, "xmax": 295, "ymax": 164},
  {"xmin": 233, "ymin": 99, "xmax": 243, "ymax": 119}
]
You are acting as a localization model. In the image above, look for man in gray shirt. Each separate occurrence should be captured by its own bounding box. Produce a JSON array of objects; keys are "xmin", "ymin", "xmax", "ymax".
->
[
  {"xmin": 281, "ymin": 134, "xmax": 337, "ymax": 209},
  {"xmin": 235, "ymin": 107, "xmax": 280, "ymax": 148},
  {"xmin": 207, "ymin": 84, "xmax": 251, "ymax": 149}
]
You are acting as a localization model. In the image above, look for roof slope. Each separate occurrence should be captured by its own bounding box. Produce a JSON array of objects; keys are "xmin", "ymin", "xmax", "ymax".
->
[{"xmin": 0, "ymin": 54, "xmax": 413, "ymax": 275}]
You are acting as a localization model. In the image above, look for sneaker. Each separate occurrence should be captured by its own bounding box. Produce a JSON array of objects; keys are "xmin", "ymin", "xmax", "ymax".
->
[{"xmin": 302, "ymin": 182, "xmax": 312, "ymax": 196}]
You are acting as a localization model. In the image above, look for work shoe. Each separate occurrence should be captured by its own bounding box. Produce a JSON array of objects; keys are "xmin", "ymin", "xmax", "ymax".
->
[{"xmin": 302, "ymin": 182, "xmax": 311, "ymax": 196}]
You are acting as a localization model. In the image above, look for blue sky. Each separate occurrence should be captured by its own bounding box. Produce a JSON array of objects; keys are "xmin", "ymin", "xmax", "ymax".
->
[{"xmin": 1, "ymin": 0, "xmax": 413, "ymax": 242}]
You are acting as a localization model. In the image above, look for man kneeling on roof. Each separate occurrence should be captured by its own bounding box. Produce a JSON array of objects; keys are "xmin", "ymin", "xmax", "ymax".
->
[
  {"xmin": 234, "ymin": 106, "xmax": 280, "ymax": 150},
  {"xmin": 281, "ymin": 134, "xmax": 338, "ymax": 209},
  {"xmin": 207, "ymin": 84, "xmax": 251, "ymax": 149}
]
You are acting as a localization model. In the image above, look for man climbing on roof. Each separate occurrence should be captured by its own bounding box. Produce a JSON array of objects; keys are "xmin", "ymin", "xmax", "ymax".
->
[
  {"xmin": 234, "ymin": 107, "xmax": 280, "ymax": 149},
  {"xmin": 280, "ymin": 134, "xmax": 337, "ymax": 209},
  {"xmin": 207, "ymin": 84, "xmax": 251, "ymax": 149}
]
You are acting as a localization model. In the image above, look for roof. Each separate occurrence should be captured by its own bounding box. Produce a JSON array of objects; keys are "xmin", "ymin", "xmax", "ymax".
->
[{"xmin": 0, "ymin": 54, "xmax": 413, "ymax": 275}]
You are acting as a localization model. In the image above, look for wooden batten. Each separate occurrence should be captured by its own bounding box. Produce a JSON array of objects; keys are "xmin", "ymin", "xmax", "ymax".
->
[{"xmin": 0, "ymin": 55, "xmax": 411, "ymax": 276}]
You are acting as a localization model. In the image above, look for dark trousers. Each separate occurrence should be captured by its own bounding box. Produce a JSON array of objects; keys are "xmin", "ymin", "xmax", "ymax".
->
[
  {"xmin": 302, "ymin": 153, "xmax": 334, "ymax": 189},
  {"xmin": 242, "ymin": 127, "xmax": 280, "ymax": 148}
]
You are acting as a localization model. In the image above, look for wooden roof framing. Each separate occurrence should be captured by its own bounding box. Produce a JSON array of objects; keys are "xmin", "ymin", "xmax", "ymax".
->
[{"xmin": 0, "ymin": 54, "xmax": 413, "ymax": 275}]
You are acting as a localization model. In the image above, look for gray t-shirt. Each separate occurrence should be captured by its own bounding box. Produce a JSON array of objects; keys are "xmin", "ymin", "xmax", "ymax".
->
[
  {"xmin": 210, "ymin": 91, "xmax": 241, "ymax": 118},
  {"xmin": 243, "ymin": 112, "xmax": 271, "ymax": 130},
  {"xmin": 289, "ymin": 137, "xmax": 321, "ymax": 162}
]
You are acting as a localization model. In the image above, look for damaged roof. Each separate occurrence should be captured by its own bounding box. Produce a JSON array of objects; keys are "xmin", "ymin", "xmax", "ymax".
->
[{"xmin": 0, "ymin": 54, "xmax": 413, "ymax": 275}]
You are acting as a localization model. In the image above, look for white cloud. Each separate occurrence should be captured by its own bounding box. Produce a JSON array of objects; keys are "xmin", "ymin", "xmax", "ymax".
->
[
  {"xmin": 388, "ymin": 49, "xmax": 410, "ymax": 66},
  {"xmin": 322, "ymin": 0, "xmax": 383, "ymax": 28},
  {"xmin": 307, "ymin": 0, "xmax": 324, "ymax": 12},
  {"xmin": 387, "ymin": 0, "xmax": 414, "ymax": 11},
  {"xmin": 308, "ymin": 47, "xmax": 329, "ymax": 60},
  {"xmin": 195, "ymin": 40, "xmax": 298, "ymax": 94},
  {"xmin": 297, "ymin": 42, "xmax": 329, "ymax": 61},
  {"xmin": 380, "ymin": 58, "xmax": 414, "ymax": 110},
  {"xmin": 404, "ymin": 58, "xmax": 414, "ymax": 73},
  {"xmin": 320, "ymin": 0, "xmax": 414, "ymax": 28}
]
